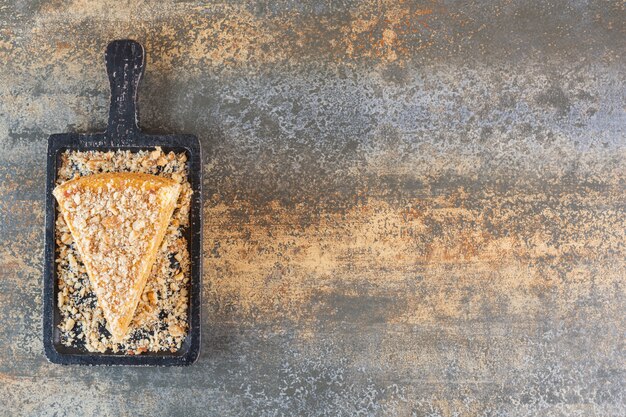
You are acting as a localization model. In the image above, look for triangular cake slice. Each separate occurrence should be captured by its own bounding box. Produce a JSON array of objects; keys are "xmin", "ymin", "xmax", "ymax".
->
[{"xmin": 53, "ymin": 172, "xmax": 181, "ymax": 342}]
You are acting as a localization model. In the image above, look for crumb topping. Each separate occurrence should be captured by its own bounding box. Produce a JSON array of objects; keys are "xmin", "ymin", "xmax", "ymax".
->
[{"xmin": 54, "ymin": 173, "xmax": 180, "ymax": 340}]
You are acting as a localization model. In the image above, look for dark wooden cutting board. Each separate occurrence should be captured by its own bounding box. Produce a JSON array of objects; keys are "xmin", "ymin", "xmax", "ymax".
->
[{"xmin": 43, "ymin": 40, "xmax": 202, "ymax": 366}]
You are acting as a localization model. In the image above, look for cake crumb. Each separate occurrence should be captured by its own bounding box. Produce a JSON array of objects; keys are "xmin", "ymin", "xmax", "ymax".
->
[{"xmin": 55, "ymin": 147, "xmax": 192, "ymax": 354}]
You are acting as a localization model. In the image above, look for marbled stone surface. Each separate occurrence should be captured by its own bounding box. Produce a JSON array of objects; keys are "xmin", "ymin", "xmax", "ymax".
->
[{"xmin": 0, "ymin": 1, "xmax": 624, "ymax": 415}]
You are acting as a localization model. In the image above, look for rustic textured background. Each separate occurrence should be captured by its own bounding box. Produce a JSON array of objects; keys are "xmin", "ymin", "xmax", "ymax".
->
[{"xmin": 1, "ymin": 0, "xmax": 625, "ymax": 415}]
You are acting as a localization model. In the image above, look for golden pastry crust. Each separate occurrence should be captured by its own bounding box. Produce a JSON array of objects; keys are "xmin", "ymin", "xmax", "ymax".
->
[{"xmin": 53, "ymin": 172, "xmax": 181, "ymax": 342}]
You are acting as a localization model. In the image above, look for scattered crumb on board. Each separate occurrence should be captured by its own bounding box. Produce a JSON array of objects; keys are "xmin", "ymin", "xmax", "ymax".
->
[{"xmin": 55, "ymin": 147, "xmax": 192, "ymax": 354}]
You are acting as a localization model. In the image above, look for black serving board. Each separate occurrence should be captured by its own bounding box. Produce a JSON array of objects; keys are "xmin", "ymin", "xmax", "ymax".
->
[{"xmin": 43, "ymin": 40, "xmax": 202, "ymax": 366}]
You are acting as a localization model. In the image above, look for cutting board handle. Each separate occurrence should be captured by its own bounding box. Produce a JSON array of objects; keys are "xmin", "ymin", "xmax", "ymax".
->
[{"xmin": 105, "ymin": 39, "xmax": 145, "ymax": 141}]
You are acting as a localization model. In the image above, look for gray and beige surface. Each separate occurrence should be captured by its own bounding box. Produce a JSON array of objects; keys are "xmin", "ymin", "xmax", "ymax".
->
[{"xmin": 0, "ymin": 0, "xmax": 624, "ymax": 415}]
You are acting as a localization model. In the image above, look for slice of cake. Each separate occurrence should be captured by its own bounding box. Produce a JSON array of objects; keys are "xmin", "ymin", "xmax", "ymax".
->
[{"xmin": 53, "ymin": 172, "xmax": 181, "ymax": 342}]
